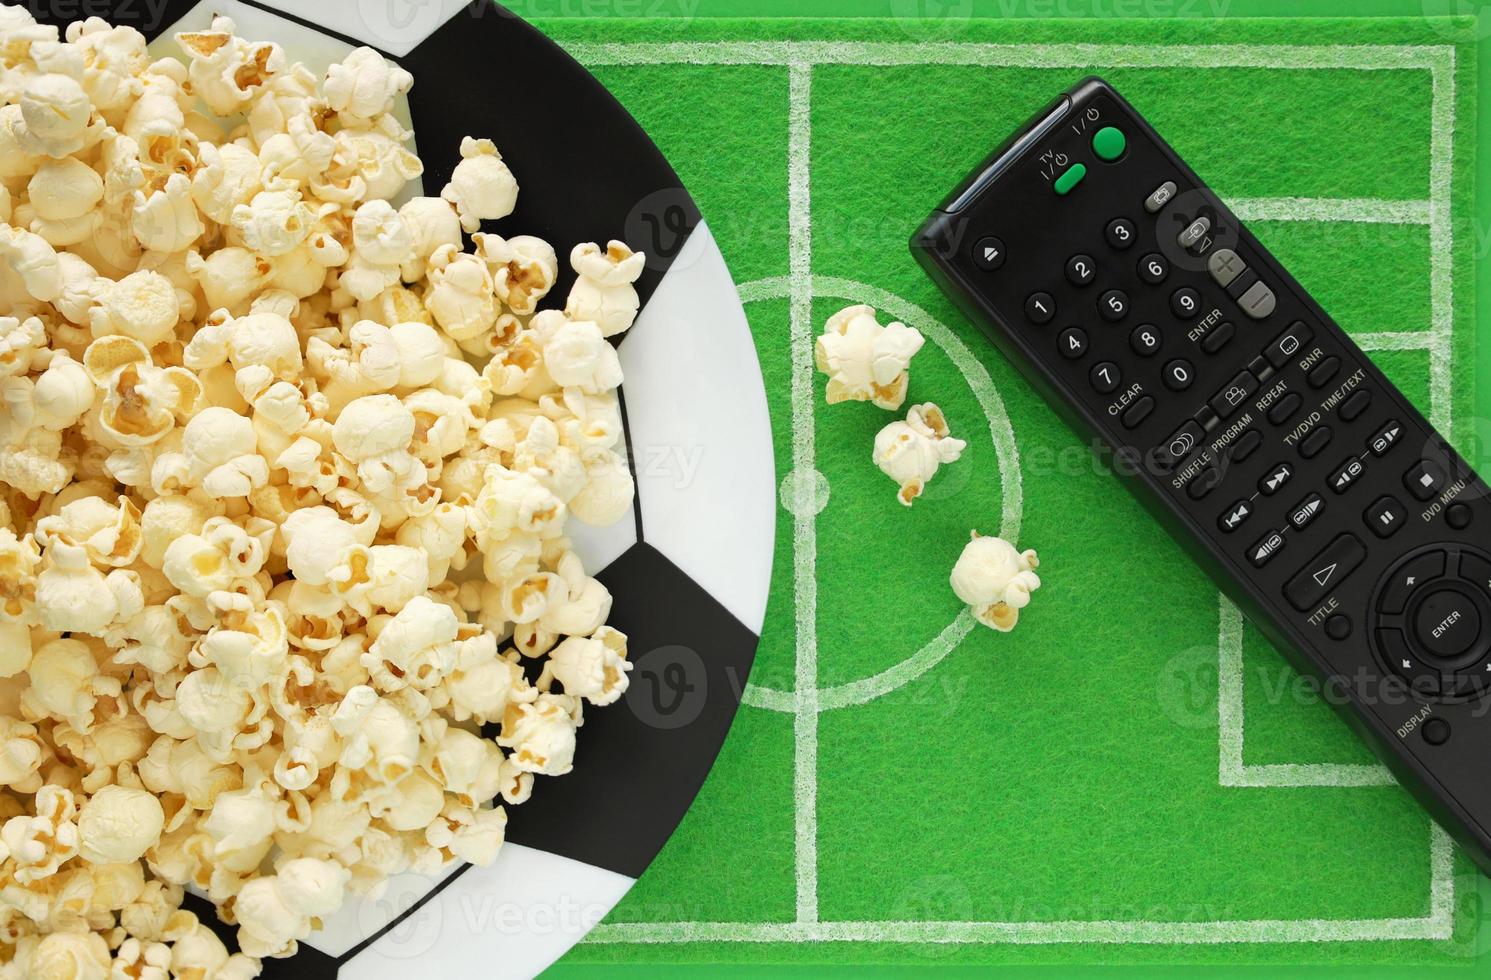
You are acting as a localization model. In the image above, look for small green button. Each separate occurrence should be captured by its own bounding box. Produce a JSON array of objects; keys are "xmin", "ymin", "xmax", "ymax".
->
[
  {"xmin": 1092, "ymin": 125, "xmax": 1126, "ymax": 161},
  {"xmin": 1053, "ymin": 163, "xmax": 1086, "ymax": 195}
]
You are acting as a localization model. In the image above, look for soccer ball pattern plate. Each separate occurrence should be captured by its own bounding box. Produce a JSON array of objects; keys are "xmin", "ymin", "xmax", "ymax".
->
[{"xmin": 28, "ymin": 1, "xmax": 776, "ymax": 975}]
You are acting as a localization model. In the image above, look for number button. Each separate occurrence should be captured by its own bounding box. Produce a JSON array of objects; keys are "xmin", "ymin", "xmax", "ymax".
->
[
  {"xmin": 1170, "ymin": 286, "xmax": 1201, "ymax": 319},
  {"xmin": 1163, "ymin": 358, "xmax": 1194, "ymax": 391},
  {"xmin": 1098, "ymin": 289, "xmax": 1129, "ymax": 322},
  {"xmin": 1065, "ymin": 253, "xmax": 1096, "ymax": 287},
  {"xmin": 1025, "ymin": 292, "xmax": 1055, "ymax": 324},
  {"xmin": 1105, "ymin": 217, "xmax": 1136, "ymax": 250},
  {"xmin": 1130, "ymin": 324, "xmax": 1163, "ymax": 357},
  {"xmin": 1090, "ymin": 361, "xmax": 1122, "ymax": 394},
  {"xmin": 1138, "ymin": 252, "xmax": 1168, "ymax": 285},
  {"xmin": 1059, "ymin": 327, "xmax": 1089, "ymax": 360}
]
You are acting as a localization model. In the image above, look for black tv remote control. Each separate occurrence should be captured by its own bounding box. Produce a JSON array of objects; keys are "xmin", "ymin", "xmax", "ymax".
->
[{"xmin": 912, "ymin": 77, "xmax": 1491, "ymax": 872}]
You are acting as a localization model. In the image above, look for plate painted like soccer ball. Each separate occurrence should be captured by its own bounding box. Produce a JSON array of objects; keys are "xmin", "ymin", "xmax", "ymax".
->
[{"xmin": 29, "ymin": 0, "xmax": 776, "ymax": 975}]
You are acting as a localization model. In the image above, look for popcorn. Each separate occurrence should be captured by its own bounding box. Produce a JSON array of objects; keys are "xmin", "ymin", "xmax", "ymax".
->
[
  {"xmin": 565, "ymin": 241, "xmax": 645, "ymax": 337},
  {"xmin": 76, "ymin": 785, "xmax": 163, "ymax": 864},
  {"xmin": 0, "ymin": 11, "xmax": 642, "ymax": 970},
  {"xmin": 815, "ymin": 304, "xmax": 925, "ymax": 410},
  {"xmin": 442, "ymin": 136, "xmax": 518, "ymax": 233},
  {"xmin": 88, "ymin": 269, "xmax": 179, "ymax": 345},
  {"xmin": 873, "ymin": 402, "xmax": 966, "ymax": 506},
  {"xmin": 950, "ymin": 531, "xmax": 1042, "ymax": 632},
  {"xmin": 324, "ymin": 47, "xmax": 412, "ymax": 126}
]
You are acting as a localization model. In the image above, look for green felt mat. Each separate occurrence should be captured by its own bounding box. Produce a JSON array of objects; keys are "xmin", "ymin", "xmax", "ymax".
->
[{"xmin": 537, "ymin": 15, "xmax": 1481, "ymax": 969}]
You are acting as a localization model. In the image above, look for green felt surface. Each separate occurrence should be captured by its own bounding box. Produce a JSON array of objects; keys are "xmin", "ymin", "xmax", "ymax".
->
[{"xmin": 527, "ymin": 13, "xmax": 1483, "ymax": 972}]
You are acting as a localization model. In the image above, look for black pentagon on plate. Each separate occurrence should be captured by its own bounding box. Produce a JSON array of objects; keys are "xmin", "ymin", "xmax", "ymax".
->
[
  {"xmin": 501, "ymin": 542, "xmax": 758, "ymax": 877},
  {"xmin": 396, "ymin": 2, "xmax": 702, "ymax": 321}
]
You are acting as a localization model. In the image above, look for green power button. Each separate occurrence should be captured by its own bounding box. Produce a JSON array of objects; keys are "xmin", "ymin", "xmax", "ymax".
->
[
  {"xmin": 1092, "ymin": 126, "xmax": 1126, "ymax": 161},
  {"xmin": 1053, "ymin": 163, "xmax": 1086, "ymax": 195}
]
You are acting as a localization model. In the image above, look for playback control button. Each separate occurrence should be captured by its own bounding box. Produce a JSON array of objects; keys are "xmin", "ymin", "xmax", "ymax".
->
[
  {"xmin": 1284, "ymin": 533, "xmax": 1367, "ymax": 612},
  {"xmin": 1157, "ymin": 421, "xmax": 1203, "ymax": 471}
]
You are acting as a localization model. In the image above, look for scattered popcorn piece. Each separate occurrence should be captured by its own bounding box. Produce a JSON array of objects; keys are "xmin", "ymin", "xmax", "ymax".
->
[
  {"xmin": 0, "ymin": 9, "xmax": 645, "ymax": 971},
  {"xmin": 814, "ymin": 304, "xmax": 925, "ymax": 410},
  {"xmin": 873, "ymin": 402, "xmax": 966, "ymax": 506},
  {"xmin": 950, "ymin": 531, "xmax": 1042, "ymax": 632}
]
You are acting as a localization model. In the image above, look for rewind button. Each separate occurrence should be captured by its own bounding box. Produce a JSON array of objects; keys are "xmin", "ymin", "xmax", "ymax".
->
[
  {"xmin": 1249, "ymin": 531, "xmax": 1286, "ymax": 568},
  {"xmin": 1219, "ymin": 499, "xmax": 1254, "ymax": 534}
]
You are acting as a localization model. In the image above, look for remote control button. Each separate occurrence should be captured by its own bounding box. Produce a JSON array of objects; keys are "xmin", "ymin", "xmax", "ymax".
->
[
  {"xmin": 1209, "ymin": 370, "xmax": 1258, "ymax": 420},
  {"xmin": 1326, "ymin": 615, "xmax": 1353, "ymax": 641},
  {"xmin": 1054, "ymin": 162, "xmax": 1086, "ymax": 195},
  {"xmin": 1059, "ymin": 327, "xmax": 1089, "ymax": 360},
  {"xmin": 1405, "ymin": 460, "xmax": 1447, "ymax": 501},
  {"xmin": 1224, "ymin": 267, "xmax": 1259, "ymax": 301},
  {"xmin": 1421, "ymin": 717, "xmax": 1451, "ymax": 745},
  {"xmin": 1138, "ymin": 252, "xmax": 1168, "ymax": 284},
  {"xmin": 1176, "ymin": 215, "xmax": 1211, "ymax": 251},
  {"xmin": 1329, "ymin": 457, "xmax": 1367, "ymax": 494},
  {"xmin": 1366, "ymin": 495, "xmax": 1407, "ymax": 538},
  {"xmin": 1237, "ymin": 280, "xmax": 1276, "ymax": 319},
  {"xmin": 1092, "ymin": 126, "xmax": 1126, "ymax": 161},
  {"xmin": 1250, "ymin": 531, "xmax": 1285, "ymax": 568},
  {"xmin": 1463, "ymin": 554, "xmax": 1491, "ymax": 594},
  {"xmin": 1307, "ymin": 356, "xmax": 1341, "ymax": 389},
  {"xmin": 1339, "ymin": 389, "xmax": 1372, "ymax": 422},
  {"xmin": 1200, "ymin": 321, "xmax": 1236, "ymax": 355},
  {"xmin": 1264, "ymin": 321, "xmax": 1314, "ymax": 369},
  {"xmin": 1195, "ymin": 405, "xmax": 1219, "ymax": 432},
  {"xmin": 1065, "ymin": 253, "xmax": 1096, "ymax": 286},
  {"xmin": 1266, "ymin": 393, "xmax": 1302, "ymax": 426},
  {"xmin": 1284, "ymin": 533, "xmax": 1366, "ymax": 612},
  {"xmin": 1448, "ymin": 503, "xmax": 1473, "ymax": 530},
  {"xmin": 1170, "ymin": 287, "xmax": 1201, "ymax": 319},
  {"xmin": 1379, "ymin": 551, "xmax": 1447, "ymax": 615},
  {"xmin": 1248, "ymin": 355, "xmax": 1274, "ymax": 382},
  {"xmin": 1098, "ymin": 289, "xmax": 1129, "ymax": 322},
  {"xmin": 1299, "ymin": 426, "xmax": 1333, "ymax": 459},
  {"xmin": 1289, "ymin": 493, "xmax": 1325, "ymax": 531},
  {"xmin": 1229, "ymin": 430, "xmax": 1263, "ymax": 462},
  {"xmin": 1144, "ymin": 180, "xmax": 1177, "ymax": 213},
  {"xmin": 1105, "ymin": 217, "xmax": 1135, "ymax": 249},
  {"xmin": 1369, "ymin": 420, "xmax": 1404, "ymax": 456},
  {"xmin": 1026, "ymin": 292, "xmax": 1056, "ymax": 324},
  {"xmin": 1219, "ymin": 499, "xmax": 1253, "ymax": 533},
  {"xmin": 1412, "ymin": 586, "xmax": 1482, "ymax": 659},
  {"xmin": 1130, "ymin": 324, "xmax": 1162, "ymax": 357},
  {"xmin": 973, "ymin": 236, "xmax": 1006, "ymax": 271},
  {"xmin": 1089, "ymin": 360, "xmax": 1121, "ymax": 393},
  {"xmin": 1157, "ymin": 421, "xmax": 1202, "ymax": 470},
  {"xmin": 1163, "ymin": 359, "xmax": 1194, "ymax": 391},
  {"xmin": 1186, "ymin": 464, "xmax": 1222, "ymax": 500},
  {"xmin": 1208, "ymin": 248, "xmax": 1247, "ymax": 289},
  {"xmin": 1121, "ymin": 396, "xmax": 1155, "ymax": 429},
  {"xmin": 1377, "ymin": 629, "xmax": 1441, "ymax": 698},
  {"xmin": 1259, "ymin": 462, "xmax": 1293, "ymax": 496}
]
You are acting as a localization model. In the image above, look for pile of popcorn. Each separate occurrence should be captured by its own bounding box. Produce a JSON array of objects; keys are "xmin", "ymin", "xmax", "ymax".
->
[
  {"xmin": 0, "ymin": 8, "xmax": 642, "ymax": 974},
  {"xmin": 814, "ymin": 304, "xmax": 1041, "ymax": 632}
]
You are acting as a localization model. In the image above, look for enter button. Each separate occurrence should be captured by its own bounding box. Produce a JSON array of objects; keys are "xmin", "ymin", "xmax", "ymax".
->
[{"xmin": 1412, "ymin": 587, "xmax": 1482, "ymax": 660}]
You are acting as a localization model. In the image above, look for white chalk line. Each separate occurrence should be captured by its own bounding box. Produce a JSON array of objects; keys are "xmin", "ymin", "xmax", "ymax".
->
[
  {"xmin": 786, "ymin": 61, "xmax": 819, "ymax": 927},
  {"xmin": 576, "ymin": 40, "xmax": 1462, "ymax": 949},
  {"xmin": 1216, "ymin": 597, "xmax": 1395, "ymax": 789},
  {"xmin": 566, "ymin": 41, "xmax": 1451, "ymax": 71},
  {"xmin": 738, "ymin": 275, "xmax": 1022, "ymax": 715},
  {"xmin": 1231, "ymin": 197, "xmax": 1431, "ymax": 225}
]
